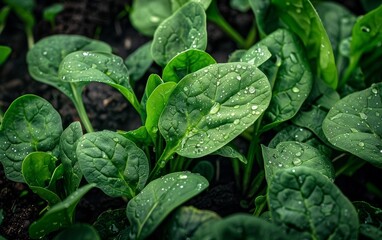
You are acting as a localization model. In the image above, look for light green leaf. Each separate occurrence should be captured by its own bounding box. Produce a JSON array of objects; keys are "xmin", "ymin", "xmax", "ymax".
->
[
  {"xmin": 162, "ymin": 49, "xmax": 216, "ymax": 83},
  {"xmin": 145, "ymin": 82, "xmax": 177, "ymax": 143},
  {"xmin": 27, "ymin": 35, "xmax": 111, "ymax": 101},
  {"xmin": 151, "ymin": 2, "xmax": 207, "ymax": 66},
  {"xmin": 29, "ymin": 183, "xmax": 96, "ymax": 239},
  {"xmin": 0, "ymin": 95, "xmax": 62, "ymax": 182},
  {"xmin": 60, "ymin": 122, "xmax": 83, "ymax": 195},
  {"xmin": 164, "ymin": 206, "xmax": 220, "ymax": 240},
  {"xmin": 322, "ymin": 83, "xmax": 382, "ymax": 167},
  {"xmin": 77, "ymin": 131, "xmax": 149, "ymax": 198},
  {"xmin": 271, "ymin": 0, "xmax": 338, "ymax": 89},
  {"xmin": 193, "ymin": 214, "xmax": 288, "ymax": 239},
  {"xmin": 124, "ymin": 41, "xmax": 153, "ymax": 82},
  {"xmin": 253, "ymin": 29, "xmax": 313, "ymax": 131},
  {"xmin": 230, "ymin": 0, "xmax": 251, "ymax": 12},
  {"xmin": 58, "ymin": 51, "xmax": 143, "ymax": 117},
  {"xmin": 262, "ymin": 141, "xmax": 335, "ymax": 183},
  {"xmin": 159, "ymin": 63, "xmax": 271, "ymax": 158},
  {"xmin": 171, "ymin": 0, "xmax": 212, "ymax": 12},
  {"xmin": 126, "ymin": 172, "xmax": 208, "ymax": 240},
  {"xmin": 141, "ymin": 74, "xmax": 164, "ymax": 113},
  {"xmin": 268, "ymin": 167, "xmax": 359, "ymax": 239}
]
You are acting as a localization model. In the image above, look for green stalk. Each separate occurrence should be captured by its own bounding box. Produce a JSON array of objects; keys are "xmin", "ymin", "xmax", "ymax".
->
[
  {"xmin": 148, "ymin": 145, "xmax": 175, "ymax": 181},
  {"xmin": 25, "ymin": 26, "xmax": 34, "ymax": 49},
  {"xmin": 206, "ymin": 0, "xmax": 246, "ymax": 48},
  {"xmin": 71, "ymin": 84, "xmax": 94, "ymax": 133}
]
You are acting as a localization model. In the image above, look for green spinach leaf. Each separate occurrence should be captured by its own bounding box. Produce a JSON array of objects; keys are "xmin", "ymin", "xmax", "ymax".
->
[
  {"xmin": 0, "ymin": 94, "xmax": 62, "ymax": 182},
  {"xmin": 151, "ymin": 2, "xmax": 207, "ymax": 66},
  {"xmin": 77, "ymin": 131, "xmax": 149, "ymax": 198},
  {"xmin": 124, "ymin": 41, "xmax": 153, "ymax": 83},
  {"xmin": 159, "ymin": 63, "xmax": 271, "ymax": 159},
  {"xmin": 268, "ymin": 167, "xmax": 359, "ymax": 239},
  {"xmin": 53, "ymin": 224, "xmax": 100, "ymax": 240},
  {"xmin": 93, "ymin": 209, "xmax": 129, "ymax": 240},
  {"xmin": 239, "ymin": 45, "xmax": 272, "ymax": 67},
  {"xmin": 323, "ymin": 83, "xmax": 382, "ymax": 167},
  {"xmin": 162, "ymin": 49, "xmax": 216, "ymax": 83},
  {"xmin": 126, "ymin": 171, "xmax": 208, "ymax": 240}
]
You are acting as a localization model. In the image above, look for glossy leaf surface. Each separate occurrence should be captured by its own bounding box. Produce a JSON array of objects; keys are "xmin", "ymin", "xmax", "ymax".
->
[
  {"xmin": 262, "ymin": 141, "xmax": 335, "ymax": 182},
  {"xmin": 159, "ymin": 63, "xmax": 271, "ymax": 158},
  {"xmin": 268, "ymin": 167, "xmax": 359, "ymax": 239},
  {"xmin": 77, "ymin": 131, "xmax": 149, "ymax": 198},
  {"xmin": 323, "ymin": 83, "xmax": 382, "ymax": 167},
  {"xmin": 162, "ymin": 49, "xmax": 216, "ymax": 83},
  {"xmin": 126, "ymin": 172, "xmax": 208, "ymax": 240},
  {"xmin": 151, "ymin": 2, "xmax": 207, "ymax": 66},
  {"xmin": 0, "ymin": 95, "xmax": 62, "ymax": 182}
]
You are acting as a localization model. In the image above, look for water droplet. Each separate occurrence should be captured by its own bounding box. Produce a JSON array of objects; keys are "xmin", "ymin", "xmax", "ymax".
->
[
  {"xmin": 293, "ymin": 158, "xmax": 302, "ymax": 166},
  {"xmin": 159, "ymin": 160, "xmax": 166, "ymax": 168},
  {"xmin": 296, "ymin": 8, "xmax": 301, "ymax": 13},
  {"xmin": 183, "ymin": 87, "xmax": 189, "ymax": 92},
  {"xmin": 295, "ymin": 151, "xmax": 302, "ymax": 157},
  {"xmin": 236, "ymin": 76, "xmax": 241, "ymax": 81},
  {"xmin": 350, "ymin": 128, "xmax": 358, "ymax": 133},
  {"xmin": 248, "ymin": 86, "xmax": 256, "ymax": 94},
  {"xmin": 292, "ymin": 87, "xmax": 300, "ymax": 93},
  {"xmin": 209, "ymin": 102, "xmax": 221, "ymax": 114},
  {"xmin": 290, "ymin": 53, "xmax": 298, "ymax": 63},
  {"xmin": 372, "ymin": 88, "xmax": 378, "ymax": 94},
  {"xmin": 234, "ymin": 119, "xmax": 240, "ymax": 125},
  {"xmin": 179, "ymin": 174, "xmax": 188, "ymax": 179},
  {"xmin": 358, "ymin": 142, "xmax": 365, "ymax": 147},
  {"xmin": 359, "ymin": 113, "xmax": 368, "ymax": 120},
  {"xmin": 150, "ymin": 16, "xmax": 160, "ymax": 23},
  {"xmin": 361, "ymin": 26, "xmax": 370, "ymax": 33},
  {"xmin": 82, "ymin": 52, "xmax": 89, "ymax": 56},
  {"xmin": 251, "ymin": 105, "xmax": 258, "ymax": 110}
]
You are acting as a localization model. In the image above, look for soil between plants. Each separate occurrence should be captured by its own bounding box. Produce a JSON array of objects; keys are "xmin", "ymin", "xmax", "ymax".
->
[{"xmin": 0, "ymin": 0, "xmax": 379, "ymax": 239}]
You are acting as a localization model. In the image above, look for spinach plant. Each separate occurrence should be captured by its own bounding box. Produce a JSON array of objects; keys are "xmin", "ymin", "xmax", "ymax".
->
[{"xmin": 1, "ymin": 0, "xmax": 382, "ymax": 239}]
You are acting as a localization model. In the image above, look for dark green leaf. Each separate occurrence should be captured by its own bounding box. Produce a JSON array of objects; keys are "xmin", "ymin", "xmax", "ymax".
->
[
  {"xmin": 323, "ymin": 83, "xmax": 382, "ymax": 167},
  {"xmin": 29, "ymin": 184, "xmax": 96, "ymax": 239},
  {"xmin": 159, "ymin": 63, "xmax": 271, "ymax": 158},
  {"xmin": 77, "ymin": 131, "xmax": 149, "ymax": 198},
  {"xmin": 191, "ymin": 160, "xmax": 214, "ymax": 182},
  {"xmin": 0, "ymin": 45, "xmax": 11, "ymax": 65},
  {"xmin": 193, "ymin": 214, "xmax": 288, "ymax": 240},
  {"xmin": 361, "ymin": 0, "xmax": 382, "ymax": 12},
  {"xmin": 249, "ymin": 0, "xmax": 279, "ymax": 38},
  {"xmin": 118, "ymin": 126, "xmax": 152, "ymax": 147},
  {"xmin": 124, "ymin": 41, "xmax": 153, "ymax": 82},
  {"xmin": 230, "ymin": 0, "xmax": 251, "ymax": 12},
  {"xmin": 239, "ymin": 45, "xmax": 271, "ymax": 67},
  {"xmin": 151, "ymin": 2, "xmax": 207, "ymax": 66},
  {"xmin": 353, "ymin": 201, "xmax": 382, "ymax": 229},
  {"xmin": 269, "ymin": 167, "xmax": 359, "ymax": 239},
  {"xmin": 262, "ymin": 141, "xmax": 335, "ymax": 182},
  {"xmin": 43, "ymin": 4, "xmax": 64, "ymax": 23},
  {"xmin": 359, "ymin": 224, "xmax": 382, "ymax": 240},
  {"xmin": 271, "ymin": 0, "xmax": 338, "ymax": 89},
  {"xmin": 27, "ymin": 35, "xmax": 111, "ymax": 101},
  {"xmin": 126, "ymin": 172, "xmax": 208, "ymax": 240},
  {"xmin": 228, "ymin": 49, "xmax": 246, "ymax": 62},
  {"xmin": 60, "ymin": 122, "xmax": 83, "ymax": 195},
  {"xmin": 93, "ymin": 209, "xmax": 129, "ymax": 240},
  {"xmin": 0, "ymin": 94, "xmax": 62, "ymax": 182},
  {"xmin": 212, "ymin": 145, "xmax": 247, "ymax": 164},
  {"xmin": 268, "ymin": 125, "xmax": 314, "ymax": 148},
  {"xmin": 162, "ymin": 49, "xmax": 216, "ymax": 82},
  {"xmin": 53, "ymin": 224, "xmax": 100, "ymax": 240},
  {"xmin": 59, "ymin": 51, "xmax": 143, "ymax": 117},
  {"xmin": 164, "ymin": 206, "xmax": 220, "ymax": 240}
]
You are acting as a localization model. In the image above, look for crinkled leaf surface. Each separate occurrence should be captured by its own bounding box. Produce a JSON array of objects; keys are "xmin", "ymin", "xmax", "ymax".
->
[
  {"xmin": 145, "ymin": 82, "xmax": 177, "ymax": 144},
  {"xmin": 193, "ymin": 214, "xmax": 288, "ymax": 240},
  {"xmin": 268, "ymin": 167, "xmax": 359, "ymax": 239},
  {"xmin": 77, "ymin": 131, "xmax": 149, "ymax": 198},
  {"xmin": 322, "ymin": 83, "xmax": 382, "ymax": 167},
  {"xmin": 253, "ymin": 29, "xmax": 313, "ymax": 131},
  {"xmin": 162, "ymin": 49, "xmax": 216, "ymax": 83},
  {"xmin": 58, "ymin": 51, "xmax": 143, "ymax": 116},
  {"xmin": 151, "ymin": 2, "xmax": 207, "ymax": 66},
  {"xmin": 60, "ymin": 122, "xmax": 83, "ymax": 195},
  {"xmin": 164, "ymin": 206, "xmax": 220, "ymax": 240},
  {"xmin": 262, "ymin": 141, "xmax": 335, "ymax": 183},
  {"xmin": 126, "ymin": 172, "xmax": 208, "ymax": 240},
  {"xmin": 29, "ymin": 183, "xmax": 95, "ymax": 239},
  {"xmin": 124, "ymin": 41, "xmax": 153, "ymax": 82},
  {"xmin": 159, "ymin": 63, "xmax": 271, "ymax": 158},
  {"xmin": 271, "ymin": 0, "xmax": 338, "ymax": 89},
  {"xmin": 0, "ymin": 94, "xmax": 62, "ymax": 182},
  {"xmin": 27, "ymin": 35, "xmax": 111, "ymax": 100}
]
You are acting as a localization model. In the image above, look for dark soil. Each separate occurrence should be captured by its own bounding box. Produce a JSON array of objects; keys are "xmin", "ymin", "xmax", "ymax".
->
[{"xmin": 0, "ymin": 0, "xmax": 379, "ymax": 239}]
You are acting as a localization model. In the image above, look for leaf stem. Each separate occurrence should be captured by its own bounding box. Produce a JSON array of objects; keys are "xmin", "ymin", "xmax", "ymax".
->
[
  {"xmin": 206, "ymin": 0, "xmax": 246, "ymax": 48},
  {"xmin": 25, "ymin": 26, "xmax": 34, "ymax": 49},
  {"xmin": 148, "ymin": 145, "xmax": 175, "ymax": 181},
  {"xmin": 71, "ymin": 84, "xmax": 94, "ymax": 133}
]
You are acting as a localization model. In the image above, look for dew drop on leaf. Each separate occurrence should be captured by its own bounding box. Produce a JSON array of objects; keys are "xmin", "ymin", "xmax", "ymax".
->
[
  {"xmin": 361, "ymin": 26, "xmax": 371, "ymax": 33},
  {"xmin": 209, "ymin": 102, "xmax": 220, "ymax": 114},
  {"xmin": 292, "ymin": 87, "xmax": 300, "ymax": 93},
  {"xmin": 290, "ymin": 53, "xmax": 298, "ymax": 63},
  {"xmin": 178, "ymin": 174, "xmax": 188, "ymax": 179},
  {"xmin": 359, "ymin": 113, "xmax": 368, "ymax": 120}
]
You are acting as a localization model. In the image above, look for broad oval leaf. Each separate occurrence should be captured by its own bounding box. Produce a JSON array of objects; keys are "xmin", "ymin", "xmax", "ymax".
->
[
  {"xmin": 151, "ymin": 2, "xmax": 207, "ymax": 66},
  {"xmin": 22, "ymin": 152, "xmax": 59, "ymax": 188},
  {"xmin": 126, "ymin": 171, "xmax": 208, "ymax": 240},
  {"xmin": 27, "ymin": 35, "xmax": 111, "ymax": 99},
  {"xmin": 124, "ymin": 41, "xmax": 153, "ymax": 82},
  {"xmin": 193, "ymin": 214, "xmax": 288, "ymax": 240},
  {"xmin": 253, "ymin": 29, "xmax": 313, "ymax": 131},
  {"xmin": 262, "ymin": 141, "xmax": 335, "ymax": 183},
  {"xmin": 268, "ymin": 167, "xmax": 359, "ymax": 239},
  {"xmin": 145, "ymin": 82, "xmax": 177, "ymax": 143},
  {"xmin": 159, "ymin": 63, "xmax": 271, "ymax": 158},
  {"xmin": 271, "ymin": 0, "xmax": 338, "ymax": 89},
  {"xmin": 322, "ymin": 83, "xmax": 382, "ymax": 167},
  {"xmin": 162, "ymin": 49, "xmax": 216, "ymax": 82},
  {"xmin": 77, "ymin": 131, "xmax": 149, "ymax": 198},
  {"xmin": 58, "ymin": 51, "xmax": 143, "ymax": 116},
  {"xmin": 0, "ymin": 94, "xmax": 62, "ymax": 182},
  {"xmin": 60, "ymin": 122, "xmax": 83, "ymax": 195},
  {"xmin": 29, "ymin": 183, "xmax": 96, "ymax": 239}
]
